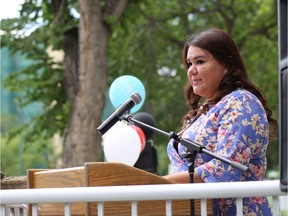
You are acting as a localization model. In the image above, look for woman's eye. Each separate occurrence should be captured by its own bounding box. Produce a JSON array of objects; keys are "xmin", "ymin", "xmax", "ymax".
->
[
  {"xmin": 187, "ymin": 62, "xmax": 192, "ymax": 68},
  {"xmin": 196, "ymin": 60, "xmax": 204, "ymax": 64}
]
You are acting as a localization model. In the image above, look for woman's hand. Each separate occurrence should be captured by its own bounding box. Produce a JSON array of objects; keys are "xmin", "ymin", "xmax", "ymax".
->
[{"xmin": 163, "ymin": 171, "xmax": 204, "ymax": 183}]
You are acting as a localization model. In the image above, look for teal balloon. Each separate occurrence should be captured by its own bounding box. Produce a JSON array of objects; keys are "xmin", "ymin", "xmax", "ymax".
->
[{"xmin": 109, "ymin": 75, "xmax": 146, "ymax": 113}]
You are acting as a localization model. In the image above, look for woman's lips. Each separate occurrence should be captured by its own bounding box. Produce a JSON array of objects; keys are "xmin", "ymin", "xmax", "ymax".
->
[{"xmin": 192, "ymin": 79, "xmax": 202, "ymax": 86}]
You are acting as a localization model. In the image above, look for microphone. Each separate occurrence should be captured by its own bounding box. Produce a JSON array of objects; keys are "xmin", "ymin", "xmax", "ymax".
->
[{"xmin": 97, "ymin": 92, "xmax": 142, "ymax": 136}]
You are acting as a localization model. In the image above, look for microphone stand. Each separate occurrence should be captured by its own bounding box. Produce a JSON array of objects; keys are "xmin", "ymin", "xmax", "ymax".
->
[{"xmin": 122, "ymin": 114, "xmax": 249, "ymax": 216}]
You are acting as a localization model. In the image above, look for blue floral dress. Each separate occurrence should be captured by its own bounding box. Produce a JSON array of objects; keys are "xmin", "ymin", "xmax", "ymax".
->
[{"xmin": 167, "ymin": 89, "xmax": 272, "ymax": 216}]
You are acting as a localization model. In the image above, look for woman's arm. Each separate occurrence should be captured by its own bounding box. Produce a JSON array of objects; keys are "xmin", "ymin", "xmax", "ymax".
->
[{"xmin": 163, "ymin": 171, "xmax": 205, "ymax": 183}]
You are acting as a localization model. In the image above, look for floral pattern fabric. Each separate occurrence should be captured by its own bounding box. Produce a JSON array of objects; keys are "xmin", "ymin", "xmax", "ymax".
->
[{"xmin": 167, "ymin": 89, "xmax": 272, "ymax": 216}]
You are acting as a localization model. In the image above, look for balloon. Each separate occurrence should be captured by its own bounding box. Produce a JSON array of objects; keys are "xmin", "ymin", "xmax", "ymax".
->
[
  {"xmin": 132, "ymin": 112, "xmax": 156, "ymax": 140},
  {"xmin": 109, "ymin": 75, "xmax": 146, "ymax": 113},
  {"xmin": 130, "ymin": 125, "xmax": 146, "ymax": 153},
  {"xmin": 102, "ymin": 122, "xmax": 141, "ymax": 166}
]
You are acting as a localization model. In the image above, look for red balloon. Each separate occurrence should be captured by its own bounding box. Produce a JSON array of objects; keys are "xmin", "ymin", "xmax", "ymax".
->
[{"xmin": 130, "ymin": 125, "xmax": 146, "ymax": 152}]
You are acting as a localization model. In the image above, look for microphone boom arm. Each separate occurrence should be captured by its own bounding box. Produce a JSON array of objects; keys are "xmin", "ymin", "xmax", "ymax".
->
[{"xmin": 123, "ymin": 114, "xmax": 249, "ymax": 173}]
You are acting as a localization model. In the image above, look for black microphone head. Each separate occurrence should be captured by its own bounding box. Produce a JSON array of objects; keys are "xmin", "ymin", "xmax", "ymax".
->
[
  {"xmin": 96, "ymin": 92, "xmax": 142, "ymax": 136},
  {"xmin": 131, "ymin": 92, "xmax": 142, "ymax": 105}
]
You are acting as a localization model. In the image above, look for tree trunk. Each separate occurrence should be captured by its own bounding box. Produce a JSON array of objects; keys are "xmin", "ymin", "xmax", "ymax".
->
[
  {"xmin": 62, "ymin": 1, "xmax": 108, "ymax": 167},
  {"xmin": 62, "ymin": 0, "xmax": 129, "ymax": 167},
  {"xmin": 63, "ymin": 27, "xmax": 79, "ymax": 103}
]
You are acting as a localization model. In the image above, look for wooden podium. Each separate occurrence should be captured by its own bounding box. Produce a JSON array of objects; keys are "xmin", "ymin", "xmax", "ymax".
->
[{"xmin": 27, "ymin": 162, "xmax": 213, "ymax": 216}]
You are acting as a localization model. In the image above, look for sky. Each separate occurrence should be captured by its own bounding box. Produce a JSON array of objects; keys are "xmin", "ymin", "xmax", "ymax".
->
[
  {"xmin": 0, "ymin": 0, "xmax": 23, "ymax": 20},
  {"xmin": 0, "ymin": 1, "xmax": 79, "ymax": 21}
]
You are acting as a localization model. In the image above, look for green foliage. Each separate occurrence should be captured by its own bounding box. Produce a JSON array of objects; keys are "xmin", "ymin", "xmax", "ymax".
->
[
  {"xmin": 1, "ymin": 1, "xmax": 75, "ymax": 146},
  {"xmin": 1, "ymin": 135, "xmax": 55, "ymax": 176}
]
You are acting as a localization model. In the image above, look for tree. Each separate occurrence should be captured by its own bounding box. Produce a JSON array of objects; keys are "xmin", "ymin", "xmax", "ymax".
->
[
  {"xmin": 63, "ymin": 0, "xmax": 129, "ymax": 167},
  {"xmin": 1, "ymin": 0, "xmax": 129, "ymax": 168}
]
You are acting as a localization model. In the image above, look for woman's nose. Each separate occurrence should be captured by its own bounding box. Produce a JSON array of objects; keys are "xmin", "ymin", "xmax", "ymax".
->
[{"xmin": 188, "ymin": 65, "xmax": 197, "ymax": 75}]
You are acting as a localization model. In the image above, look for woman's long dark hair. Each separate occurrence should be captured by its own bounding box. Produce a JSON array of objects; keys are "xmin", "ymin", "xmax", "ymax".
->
[{"xmin": 181, "ymin": 28, "xmax": 277, "ymax": 140}]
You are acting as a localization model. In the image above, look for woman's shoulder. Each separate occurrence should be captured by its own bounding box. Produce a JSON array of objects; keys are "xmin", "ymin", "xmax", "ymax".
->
[
  {"xmin": 223, "ymin": 89, "xmax": 260, "ymax": 103},
  {"xmin": 217, "ymin": 89, "xmax": 264, "ymax": 111},
  {"xmin": 228, "ymin": 89, "xmax": 256, "ymax": 98}
]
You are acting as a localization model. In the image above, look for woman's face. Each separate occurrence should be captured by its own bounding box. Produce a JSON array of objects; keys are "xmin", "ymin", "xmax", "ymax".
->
[{"xmin": 186, "ymin": 46, "xmax": 227, "ymax": 101}]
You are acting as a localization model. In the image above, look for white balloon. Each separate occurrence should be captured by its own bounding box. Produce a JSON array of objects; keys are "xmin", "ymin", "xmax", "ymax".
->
[{"xmin": 102, "ymin": 122, "xmax": 141, "ymax": 166}]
